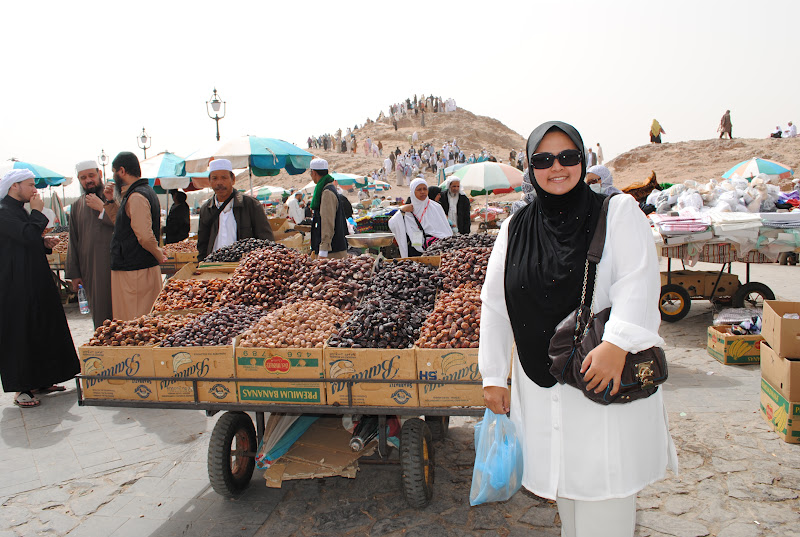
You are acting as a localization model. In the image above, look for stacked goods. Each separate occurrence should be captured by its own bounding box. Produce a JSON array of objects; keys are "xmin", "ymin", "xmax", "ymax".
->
[
  {"xmin": 163, "ymin": 239, "xmax": 198, "ymax": 253},
  {"xmin": 417, "ymin": 284, "xmax": 482, "ymax": 349},
  {"xmin": 239, "ymin": 301, "xmax": 350, "ymax": 348},
  {"xmin": 204, "ymin": 238, "xmax": 280, "ymax": 263},
  {"xmin": 51, "ymin": 232, "xmax": 70, "ymax": 254},
  {"xmin": 439, "ymin": 247, "xmax": 491, "ymax": 290},
  {"xmin": 52, "ymin": 224, "xmax": 69, "ymax": 233},
  {"xmin": 327, "ymin": 297, "xmax": 429, "ymax": 349},
  {"xmin": 215, "ymin": 246, "xmax": 308, "ymax": 310},
  {"xmin": 161, "ymin": 305, "xmax": 265, "ymax": 347},
  {"xmin": 284, "ymin": 255, "xmax": 374, "ymax": 312},
  {"xmin": 426, "ymin": 234, "xmax": 496, "ymax": 254},
  {"xmin": 355, "ymin": 214, "xmax": 392, "ymax": 233},
  {"xmin": 87, "ymin": 313, "xmax": 196, "ymax": 346},
  {"xmin": 152, "ymin": 279, "xmax": 228, "ymax": 312}
]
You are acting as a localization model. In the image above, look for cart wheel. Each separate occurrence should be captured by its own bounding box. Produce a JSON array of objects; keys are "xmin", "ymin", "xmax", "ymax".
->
[
  {"xmin": 400, "ymin": 418, "xmax": 435, "ymax": 508},
  {"xmin": 659, "ymin": 284, "xmax": 691, "ymax": 322},
  {"xmin": 425, "ymin": 416, "xmax": 450, "ymax": 441},
  {"xmin": 208, "ymin": 412, "xmax": 256, "ymax": 498},
  {"xmin": 732, "ymin": 282, "xmax": 775, "ymax": 309}
]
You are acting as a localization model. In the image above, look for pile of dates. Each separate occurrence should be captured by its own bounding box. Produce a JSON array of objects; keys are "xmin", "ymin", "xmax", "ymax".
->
[
  {"xmin": 328, "ymin": 296, "xmax": 430, "ymax": 349},
  {"xmin": 87, "ymin": 313, "xmax": 196, "ymax": 346},
  {"xmin": 216, "ymin": 246, "xmax": 308, "ymax": 310},
  {"xmin": 152, "ymin": 278, "xmax": 228, "ymax": 312},
  {"xmin": 363, "ymin": 259, "xmax": 442, "ymax": 308},
  {"xmin": 161, "ymin": 305, "xmax": 265, "ymax": 347},
  {"xmin": 163, "ymin": 239, "xmax": 198, "ymax": 254},
  {"xmin": 440, "ymin": 247, "xmax": 491, "ymax": 291},
  {"xmin": 417, "ymin": 284, "xmax": 481, "ymax": 349},
  {"xmin": 204, "ymin": 238, "xmax": 280, "ymax": 263},
  {"xmin": 50, "ymin": 232, "xmax": 70, "ymax": 254},
  {"xmin": 239, "ymin": 301, "xmax": 349, "ymax": 348},
  {"xmin": 426, "ymin": 233, "xmax": 496, "ymax": 254},
  {"xmin": 284, "ymin": 255, "xmax": 374, "ymax": 312}
]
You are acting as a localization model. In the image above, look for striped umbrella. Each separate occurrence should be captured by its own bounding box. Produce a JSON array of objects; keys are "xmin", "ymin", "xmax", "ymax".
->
[
  {"xmin": 0, "ymin": 158, "xmax": 69, "ymax": 189},
  {"xmin": 244, "ymin": 185, "xmax": 287, "ymax": 201},
  {"xmin": 181, "ymin": 136, "xmax": 313, "ymax": 176},
  {"xmin": 329, "ymin": 172, "xmax": 367, "ymax": 190},
  {"xmin": 722, "ymin": 158, "xmax": 793, "ymax": 181},
  {"xmin": 365, "ymin": 179, "xmax": 391, "ymax": 192},
  {"xmin": 452, "ymin": 162, "xmax": 523, "ymax": 196}
]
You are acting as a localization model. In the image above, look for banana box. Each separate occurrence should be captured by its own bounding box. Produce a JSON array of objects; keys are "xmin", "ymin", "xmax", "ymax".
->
[
  {"xmin": 760, "ymin": 342, "xmax": 800, "ymax": 400},
  {"xmin": 706, "ymin": 325, "xmax": 763, "ymax": 365},
  {"xmin": 235, "ymin": 345, "xmax": 326, "ymax": 405},
  {"xmin": 415, "ymin": 347, "xmax": 483, "ymax": 407},
  {"xmin": 760, "ymin": 377, "xmax": 800, "ymax": 443},
  {"xmin": 79, "ymin": 345, "xmax": 157, "ymax": 401},
  {"xmin": 324, "ymin": 345, "xmax": 418, "ymax": 407},
  {"xmin": 762, "ymin": 301, "xmax": 800, "ymax": 358},
  {"xmin": 152, "ymin": 346, "xmax": 237, "ymax": 403}
]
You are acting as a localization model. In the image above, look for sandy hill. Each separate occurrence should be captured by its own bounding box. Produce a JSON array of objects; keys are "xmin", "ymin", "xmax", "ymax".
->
[
  {"xmin": 247, "ymin": 107, "xmax": 526, "ymax": 201},
  {"xmin": 608, "ymin": 138, "xmax": 800, "ymax": 191}
]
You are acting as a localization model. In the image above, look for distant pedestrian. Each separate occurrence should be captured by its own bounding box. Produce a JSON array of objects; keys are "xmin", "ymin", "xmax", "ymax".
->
[
  {"xmin": 596, "ymin": 143, "xmax": 604, "ymax": 164},
  {"xmin": 719, "ymin": 110, "xmax": 732, "ymax": 139},
  {"xmin": 650, "ymin": 119, "xmax": 665, "ymax": 143},
  {"xmin": 785, "ymin": 121, "xmax": 797, "ymax": 138}
]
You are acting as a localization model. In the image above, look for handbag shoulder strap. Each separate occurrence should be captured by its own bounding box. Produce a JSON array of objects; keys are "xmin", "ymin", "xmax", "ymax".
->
[{"xmin": 586, "ymin": 193, "xmax": 617, "ymax": 264}]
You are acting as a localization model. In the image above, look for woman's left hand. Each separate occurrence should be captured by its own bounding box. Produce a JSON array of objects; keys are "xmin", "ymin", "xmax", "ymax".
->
[{"xmin": 580, "ymin": 341, "xmax": 627, "ymax": 395}]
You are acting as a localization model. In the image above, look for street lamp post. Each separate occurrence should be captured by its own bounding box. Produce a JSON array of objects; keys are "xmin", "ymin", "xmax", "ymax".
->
[
  {"xmin": 137, "ymin": 127, "xmax": 151, "ymax": 160},
  {"xmin": 206, "ymin": 88, "xmax": 226, "ymax": 141},
  {"xmin": 97, "ymin": 149, "xmax": 109, "ymax": 179}
]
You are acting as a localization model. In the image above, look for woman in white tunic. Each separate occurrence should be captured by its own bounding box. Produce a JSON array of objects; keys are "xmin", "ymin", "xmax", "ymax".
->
[
  {"xmin": 388, "ymin": 178, "xmax": 452, "ymax": 258},
  {"xmin": 479, "ymin": 121, "xmax": 677, "ymax": 537}
]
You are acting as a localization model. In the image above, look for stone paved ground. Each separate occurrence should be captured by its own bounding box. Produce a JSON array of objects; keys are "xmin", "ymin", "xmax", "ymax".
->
[{"xmin": 1, "ymin": 260, "xmax": 799, "ymax": 536}]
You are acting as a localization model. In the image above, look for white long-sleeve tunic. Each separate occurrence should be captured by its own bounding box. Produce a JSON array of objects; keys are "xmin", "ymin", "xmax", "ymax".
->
[{"xmin": 478, "ymin": 194, "xmax": 678, "ymax": 501}]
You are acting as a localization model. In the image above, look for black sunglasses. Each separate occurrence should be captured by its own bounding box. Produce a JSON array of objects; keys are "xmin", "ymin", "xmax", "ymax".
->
[{"xmin": 530, "ymin": 149, "xmax": 582, "ymax": 169}]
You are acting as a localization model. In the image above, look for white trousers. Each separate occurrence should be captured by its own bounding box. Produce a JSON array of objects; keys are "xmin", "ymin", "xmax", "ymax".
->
[{"xmin": 556, "ymin": 495, "xmax": 636, "ymax": 537}]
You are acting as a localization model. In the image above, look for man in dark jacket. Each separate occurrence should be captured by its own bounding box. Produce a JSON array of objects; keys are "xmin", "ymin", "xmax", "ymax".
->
[
  {"xmin": 439, "ymin": 178, "xmax": 471, "ymax": 235},
  {"xmin": 308, "ymin": 158, "xmax": 348, "ymax": 259},
  {"xmin": 164, "ymin": 190, "xmax": 190, "ymax": 244},
  {"xmin": 196, "ymin": 159, "xmax": 274, "ymax": 261}
]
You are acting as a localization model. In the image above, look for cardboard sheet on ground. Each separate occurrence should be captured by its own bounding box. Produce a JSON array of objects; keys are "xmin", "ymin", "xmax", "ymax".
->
[{"xmin": 263, "ymin": 417, "xmax": 375, "ymax": 487}]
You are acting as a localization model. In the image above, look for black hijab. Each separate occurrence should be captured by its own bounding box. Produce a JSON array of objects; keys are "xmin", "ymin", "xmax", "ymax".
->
[{"xmin": 504, "ymin": 121, "xmax": 605, "ymax": 387}]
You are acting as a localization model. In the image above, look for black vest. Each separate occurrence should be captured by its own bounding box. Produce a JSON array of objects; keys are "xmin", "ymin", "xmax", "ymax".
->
[
  {"xmin": 311, "ymin": 183, "xmax": 348, "ymax": 254},
  {"xmin": 110, "ymin": 178, "xmax": 161, "ymax": 271}
]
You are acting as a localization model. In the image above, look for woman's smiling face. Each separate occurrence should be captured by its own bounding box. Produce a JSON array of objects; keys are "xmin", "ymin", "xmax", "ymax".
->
[{"xmin": 532, "ymin": 130, "xmax": 582, "ymax": 196}]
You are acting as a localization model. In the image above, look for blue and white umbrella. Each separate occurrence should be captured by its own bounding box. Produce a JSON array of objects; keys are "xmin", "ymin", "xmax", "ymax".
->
[
  {"xmin": 181, "ymin": 136, "xmax": 313, "ymax": 177},
  {"xmin": 0, "ymin": 158, "xmax": 70, "ymax": 188},
  {"xmin": 722, "ymin": 158, "xmax": 793, "ymax": 181}
]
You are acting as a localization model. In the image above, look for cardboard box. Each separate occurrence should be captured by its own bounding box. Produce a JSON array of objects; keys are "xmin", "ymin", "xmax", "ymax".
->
[
  {"xmin": 268, "ymin": 217, "xmax": 288, "ymax": 232},
  {"xmin": 236, "ymin": 344, "xmax": 326, "ymax": 405},
  {"xmin": 760, "ymin": 377, "xmax": 800, "ymax": 443},
  {"xmin": 324, "ymin": 345, "xmax": 418, "ymax": 407},
  {"xmin": 659, "ymin": 270, "xmax": 737, "ymax": 298},
  {"xmin": 79, "ymin": 345, "xmax": 157, "ymax": 401},
  {"xmin": 273, "ymin": 230, "xmax": 304, "ymax": 251},
  {"xmin": 152, "ymin": 346, "xmax": 237, "ymax": 403},
  {"xmin": 760, "ymin": 342, "xmax": 800, "ymax": 400},
  {"xmin": 415, "ymin": 347, "xmax": 483, "ymax": 407},
  {"xmin": 703, "ymin": 273, "xmax": 739, "ymax": 298},
  {"xmin": 762, "ymin": 301, "xmax": 800, "ymax": 358},
  {"xmin": 706, "ymin": 325, "xmax": 763, "ymax": 365}
]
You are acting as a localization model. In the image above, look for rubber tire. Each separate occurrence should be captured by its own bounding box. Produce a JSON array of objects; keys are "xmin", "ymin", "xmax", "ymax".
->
[
  {"xmin": 208, "ymin": 411, "xmax": 256, "ymax": 498},
  {"xmin": 400, "ymin": 418, "xmax": 435, "ymax": 509},
  {"xmin": 732, "ymin": 282, "xmax": 775, "ymax": 309},
  {"xmin": 659, "ymin": 284, "xmax": 692, "ymax": 322},
  {"xmin": 425, "ymin": 416, "xmax": 450, "ymax": 441}
]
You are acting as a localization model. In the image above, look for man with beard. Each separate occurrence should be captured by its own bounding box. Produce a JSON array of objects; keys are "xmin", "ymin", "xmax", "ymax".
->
[
  {"xmin": 196, "ymin": 159, "xmax": 273, "ymax": 261},
  {"xmin": 109, "ymin": 152, "xmax": 166, "ymax": 320},
  {"xmin": 0, "ymin": 170, "xmax": 80, "ymax": 407},
  {"xmin": 439, "ymin": 177, "xmax": 471, "ymax": 235},
  {"xmin": 66, "ymin": 160, "xmax": 117, "ymax": 328}
]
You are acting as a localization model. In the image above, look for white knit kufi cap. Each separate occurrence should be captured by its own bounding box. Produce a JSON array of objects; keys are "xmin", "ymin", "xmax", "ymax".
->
[
  {"xmin": 309, "ymin": 158, "xmax": 328, "ymax": 170},
  {"xmin": 209, "ymin": 159, "xmax": 233, "ymax": 172},
  {"xmin": 75, "ymin": 160, "xmax": 99, "ymax": 173},
  {"xmin": 0, "ymin": 169, "xmax": 35, "ymax": 199}
]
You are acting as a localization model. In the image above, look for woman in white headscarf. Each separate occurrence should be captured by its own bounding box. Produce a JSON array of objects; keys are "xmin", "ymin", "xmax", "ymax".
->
[
  {"xmin": 388, "ymin": 178, "xmax": 452, "ymax": 257},
  {"xmin": 585, "ymin": 165, "xmax": 623, "ymax": 196}
]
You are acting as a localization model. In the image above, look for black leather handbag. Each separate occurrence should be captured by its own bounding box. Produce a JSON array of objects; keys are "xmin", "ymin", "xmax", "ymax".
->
[{"xmin": 548, "ymin": 194, "xmax": 668, "ymax": 405}]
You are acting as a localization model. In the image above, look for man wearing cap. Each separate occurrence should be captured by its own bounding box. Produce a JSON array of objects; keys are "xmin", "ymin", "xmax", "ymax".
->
[
  {"xmin": 109, "ymin": 152, "xmax": 166, "ymax": 321},
  {"xmin": 0, "ymin": 170, "xmax": 80, "ymax": 407},
  {"xmin": 309, "ymin": 158, "xmax": 348, "ymax": 259},
  {"xmin": 197, "ymin": 159, "xmax": 273, "ymax": 261},
  {"xmin": 66, "ymin": 160, "xmax": 117, "ymax": 328},
  {"xmin": 439, "ymin": 177, "xmax": 472, "ymax": 235}
]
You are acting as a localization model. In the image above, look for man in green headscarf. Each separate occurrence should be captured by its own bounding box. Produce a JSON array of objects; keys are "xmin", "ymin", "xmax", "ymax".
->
[{"xmin": 309, "ymin": 158, "xmax": 348, "ymax": 259}]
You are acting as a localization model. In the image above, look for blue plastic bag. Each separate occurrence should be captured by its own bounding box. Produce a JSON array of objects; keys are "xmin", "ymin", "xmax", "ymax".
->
[{"xmin": 469, "ymin": 408, "xmax": 524, "ymax": 506}]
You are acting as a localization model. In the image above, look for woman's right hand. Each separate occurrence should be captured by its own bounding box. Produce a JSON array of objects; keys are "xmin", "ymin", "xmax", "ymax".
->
[
  {"xmin": 400, "ymin": 204, "xmax": 413, "ymax": 212},
  {"xmin": 483, "ymin": 386, "xmax": 510, "ymax": 415}
]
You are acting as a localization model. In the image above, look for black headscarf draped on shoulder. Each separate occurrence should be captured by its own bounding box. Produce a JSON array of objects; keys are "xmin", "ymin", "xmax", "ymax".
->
[{"xmin": 504, "ymin": 121, "xmax": 605, "ymax": 387}]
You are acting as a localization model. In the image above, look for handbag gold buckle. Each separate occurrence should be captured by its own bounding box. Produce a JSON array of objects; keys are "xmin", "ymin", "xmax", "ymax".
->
[{"xmin": 635, "ymin": 361, "xmax": 655, "ymax": 389}]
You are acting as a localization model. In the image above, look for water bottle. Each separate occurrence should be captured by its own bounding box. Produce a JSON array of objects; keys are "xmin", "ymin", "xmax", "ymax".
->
[
  {"xmin": 349, "ymin": 416, "xmax": 379, "ymax": 452},
  {"xmin": 78, "ymin": 285, "xmax": 90, "ymax": 315}
]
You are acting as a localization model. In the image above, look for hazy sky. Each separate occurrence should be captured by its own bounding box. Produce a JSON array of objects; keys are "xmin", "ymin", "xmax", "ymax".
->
[{"xmin": 3, "ymin": 0, "xmax": 798, "ymax": 196}]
